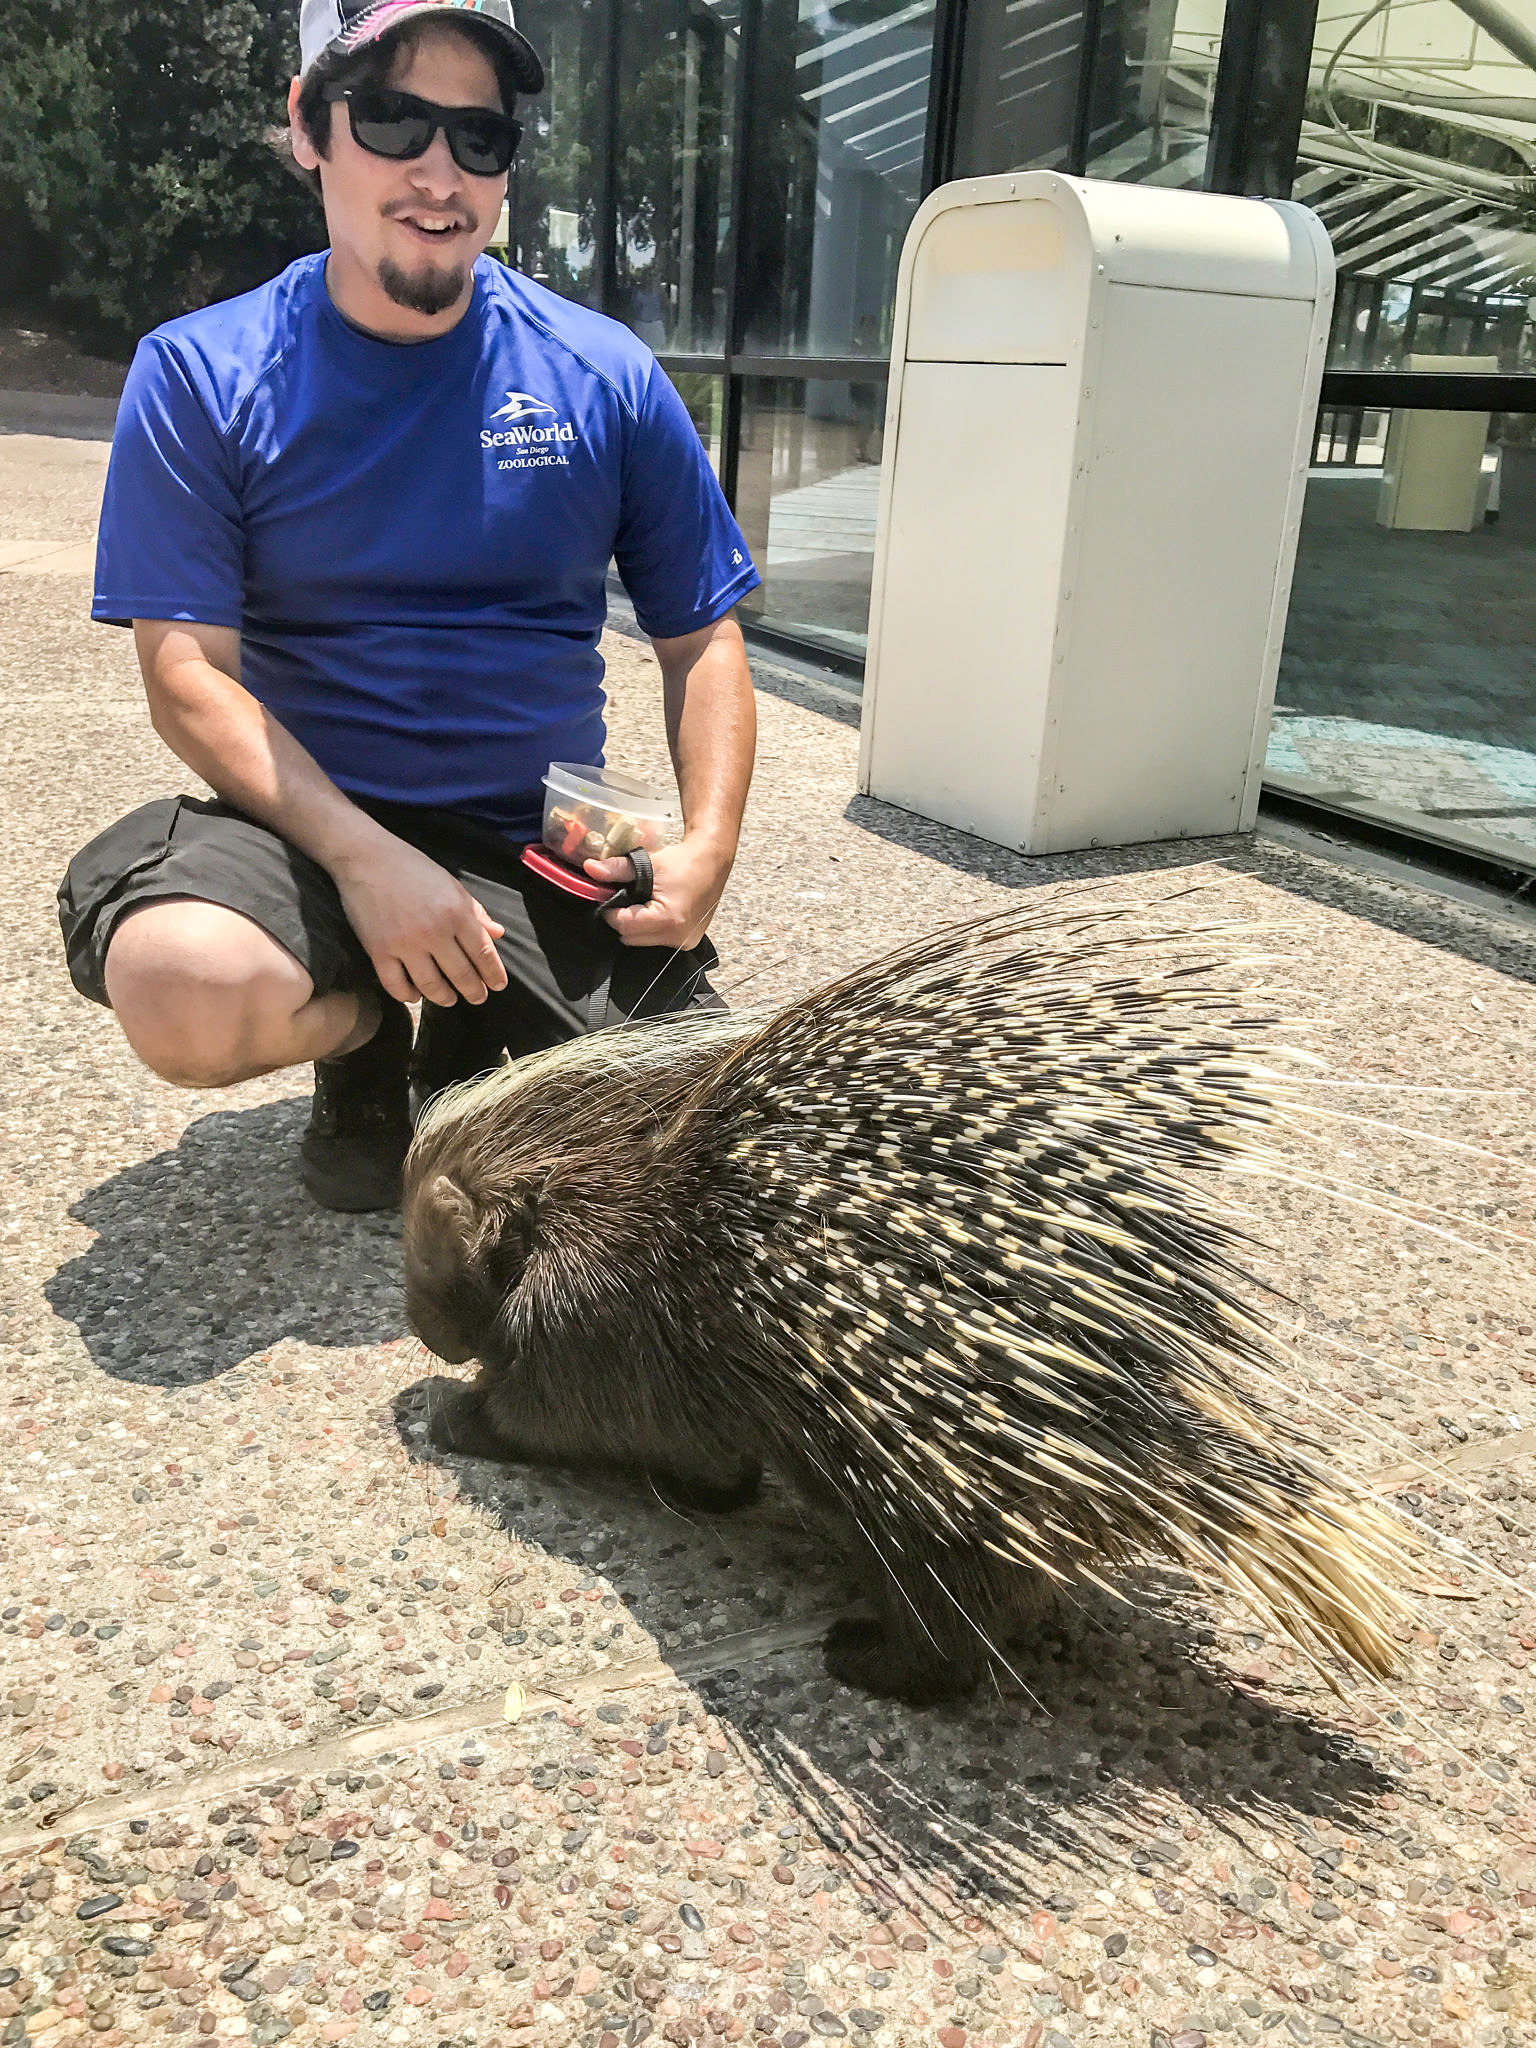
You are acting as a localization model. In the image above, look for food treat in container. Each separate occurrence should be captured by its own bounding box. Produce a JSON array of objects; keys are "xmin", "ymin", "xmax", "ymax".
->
[{"xmin": 541, "ymin": 763, "xmax": 680, "ymax": 869}]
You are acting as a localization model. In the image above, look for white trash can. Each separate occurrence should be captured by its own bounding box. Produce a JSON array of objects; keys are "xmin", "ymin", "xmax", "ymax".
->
[
  {"xmin": 857, "ymin": 172, "xmax": 1334, "ymax": 854},
  {"xmin": 1376, "ymin": 354, "xmax": 1497, "ymax": 535}
]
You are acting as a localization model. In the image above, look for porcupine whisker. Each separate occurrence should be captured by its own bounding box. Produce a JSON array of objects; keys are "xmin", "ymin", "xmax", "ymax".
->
[
  {"xmin": 785, "ymin": 911, "xmax": 1239, "ymax": 1016},
  {"xmin": 1275, "ymin": 1100, "xmax": 1536, "ymax": 1173},
  {"xmin": 614, "ymin": 948, "xmax": 712, "ymax": 1028},
  {"xmin": 851, "ymin": 1522, "xmax": 951, "ymax": 1657},
  {"xmin": 1301, "ymin": 1442, "xmax": 1536, "ymax": 1583},
  {"xmin": 1225, "ymin": 1365, "xmax": 1449, "ymax": 1485},
  {"xmin": 1241, "ymin": 1330, "xmax": 1519, "ymax": 1465},
  {"xmin": 1246, "ymin": 1085, "xmax": 1520, "ymax": 1167},
  {"xmin": 1410, "ymin": 1535, "xmax": 1536, "ymax": 1627},
  {"xmin": 714, "ymin": 954, "xmax": 794, "ymax": 1001},
  {"xmin": 1279, "ymin": 1319, "xmax": 1470, "ymax": 1384},
  {"xmin": 1270, "ymin": 1078, "xmax": 1526, "ymax": 1095},
  {"xmin": 1223, "ymin": 1164, "xmax": 1527, "ymax": 1262},
  {"xmin": 1401, "ymin": 1525, "xmax": 1536, "ymax": 1615}
]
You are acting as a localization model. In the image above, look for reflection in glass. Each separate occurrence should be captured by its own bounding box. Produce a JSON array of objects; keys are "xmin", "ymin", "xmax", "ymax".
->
[
  {"xmin": 505, "ymin": 0, "xmax": 605, "ymax": 304},
  {"xmin": 1271, "ymin": 412, "xmax": 1536, "ymax": 866},
  {"xmin": 740, "ymin": 0, "xmax": 939, "ymax": 358},
  {"xmin": 733, "ymin": 376, "xmax": 884, "ymax": 657},
  {"xmin": 1083, "ymin": 0, "xmax": 1227, "ymax": 187},
  {"xmin": 616, "ymin": 1, "xmax": 739, "ymax": 353},
  {"xmin": 1294, "ymin": 1, "xmax": 1536, "ymax": 372},
  {"xmin": 953, "ymin": 0, "xmax": 1088, "ymax": 178}
]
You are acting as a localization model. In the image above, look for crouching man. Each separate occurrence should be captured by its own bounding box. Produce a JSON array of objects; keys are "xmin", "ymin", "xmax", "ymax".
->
[{"xmin": 59, "ymin": 0, "xmax": 759, "ymax": 1212}]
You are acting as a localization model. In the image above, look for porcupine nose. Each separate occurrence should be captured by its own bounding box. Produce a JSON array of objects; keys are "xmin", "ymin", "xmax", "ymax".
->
[{"xmin": 404, "ymin": 1291, "xmax": 482, "ymax": 1365}]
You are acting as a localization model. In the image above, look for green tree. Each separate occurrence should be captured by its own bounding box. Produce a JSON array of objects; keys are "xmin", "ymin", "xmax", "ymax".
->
[{"xmin": 0, "ymin": 1, "xmax": 322, "ymax": 353}]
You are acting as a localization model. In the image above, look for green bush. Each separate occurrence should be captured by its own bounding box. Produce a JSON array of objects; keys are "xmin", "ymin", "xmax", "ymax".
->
[{"xmin": 0, "ymin": 2, "xmax": 323, "ymax": 354}]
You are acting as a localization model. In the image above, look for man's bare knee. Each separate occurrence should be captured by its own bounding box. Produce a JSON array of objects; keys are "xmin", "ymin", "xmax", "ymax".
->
[
  {"xmin": 137, "ymin": 1039, "xmax": 258, "ymax": 1091},
  {"xmin": 104, "ymin": 900, "xmax": 312, "ymax": 1087}
]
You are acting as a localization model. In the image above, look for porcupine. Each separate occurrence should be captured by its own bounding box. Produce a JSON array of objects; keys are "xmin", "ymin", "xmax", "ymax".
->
[{"xmin": 401, "ymin": 902, "xmax": 1417, "ymax": 1705}]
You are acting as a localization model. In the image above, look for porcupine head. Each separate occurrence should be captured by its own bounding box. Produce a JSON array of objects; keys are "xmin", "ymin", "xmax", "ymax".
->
[
  {"xmin": 402, "ymin": 909, "xmax": 1420, "ymax": 1707},
  {"xmin": 404, "ymin": 1011, "xmax": 770, "ymax": 1515}
]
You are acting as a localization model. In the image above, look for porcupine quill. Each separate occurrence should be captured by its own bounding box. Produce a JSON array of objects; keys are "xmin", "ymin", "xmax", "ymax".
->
[{"xmin": 401, "ymin": 900, "xmax": 1420, "ymax": 1705}]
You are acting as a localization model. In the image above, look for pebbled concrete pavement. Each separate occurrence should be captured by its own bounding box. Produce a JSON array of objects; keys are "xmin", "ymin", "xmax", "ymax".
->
[{"xmin": 2, "ymin": 417, "xmax": 1536, "ymax": 2048}]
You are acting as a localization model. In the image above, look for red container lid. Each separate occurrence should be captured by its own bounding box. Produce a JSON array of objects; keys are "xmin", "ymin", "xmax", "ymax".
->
[{"xmin": 520, "ymin": 843, "xmax": 620, "ymax": 904}]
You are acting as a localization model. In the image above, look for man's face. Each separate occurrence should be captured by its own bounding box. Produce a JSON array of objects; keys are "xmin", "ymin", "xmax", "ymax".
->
[{"xmin": 290, "ymin": 25, "xmax": 507, "ymax": 325}]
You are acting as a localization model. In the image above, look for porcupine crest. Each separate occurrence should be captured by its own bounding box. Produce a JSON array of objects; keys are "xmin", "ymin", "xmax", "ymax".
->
[{"xmin": 405, "ymin": 902, "xmax": 1418, "ymax": 1704}]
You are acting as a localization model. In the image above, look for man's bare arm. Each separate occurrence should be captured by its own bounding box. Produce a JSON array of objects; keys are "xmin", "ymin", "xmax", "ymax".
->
[
  {"xmin": 132, "ymin": 619, "xmax": 508, "ymax": 1007},
  {"xmin": 586, "ymin": 612, "xmax": 756, "ymax": 949}
]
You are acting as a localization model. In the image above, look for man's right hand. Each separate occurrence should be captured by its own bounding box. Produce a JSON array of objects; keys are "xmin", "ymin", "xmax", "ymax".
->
[
  {"xmin": 130, "ymin": 620, "xmax": 508, "ymax": 1008},
  {"xmin": 331, "ymin": 835, "xmax": 508, "ymax": 1007}
]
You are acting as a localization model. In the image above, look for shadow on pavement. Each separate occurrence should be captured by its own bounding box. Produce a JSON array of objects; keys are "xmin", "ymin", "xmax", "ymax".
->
[
  {"xmin": 843, "ymin": 792, "xmax": 1232, "ymax": 896},
  {"xmin": 395, "ymin": 1372, "xmax": 1394, "ymax": 1931},
  {"xmin": 708, "ymin": 1604, "xmax": 1392, "ymax": 1931},
  {"xmin": 845, "ymin": 790, "xmax": 1536, "ymax": 984},
  {"xmin": 45, "ymin": 1098, "xmax": 404, "ymax": 1383}
]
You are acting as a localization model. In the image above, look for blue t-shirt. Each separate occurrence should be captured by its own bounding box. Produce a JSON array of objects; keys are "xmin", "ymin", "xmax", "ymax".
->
[{"xmin": 94, "ymin": 253, "xmax": 760, "ymax": 834}]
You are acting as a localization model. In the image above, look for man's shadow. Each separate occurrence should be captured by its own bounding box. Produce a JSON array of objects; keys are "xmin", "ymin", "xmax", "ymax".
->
[
  {"xmin": 45, "ymin": 1100, "xmax": 403, "ymax": 1384},
  {"xmin": 396, "ymin": 1372, "xmax": 1399, "ymax": 1935}
]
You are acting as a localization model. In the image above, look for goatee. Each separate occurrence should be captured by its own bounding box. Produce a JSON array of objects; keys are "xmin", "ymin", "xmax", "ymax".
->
[{"xmin": 378, "ymin": 256, "xmax": 467, "ymax": 318}]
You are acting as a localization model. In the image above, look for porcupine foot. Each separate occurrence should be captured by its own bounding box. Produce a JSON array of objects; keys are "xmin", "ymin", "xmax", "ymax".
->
[
  {"xmin": 424, "ymin": 1381, "xmax": 763, "ymax": 1511},
  {"xmin": 423, "ymin": 1382, "xmax": 508, "ymax": 1461},
  {"xmin": 648, "ymin": 1460, "xmax": 763, "ymax": 1515},
  {"xmin": 822, "ymin": 1614, "xmax": 986, "ymax": 1705},
  {"xmin": 821, "ymin": 1537, "xmax": 1035, "ymax": 1701}
]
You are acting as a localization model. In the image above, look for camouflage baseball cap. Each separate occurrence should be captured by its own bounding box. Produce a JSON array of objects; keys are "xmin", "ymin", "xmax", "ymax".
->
[{"xmin": 298, "ymin": 0, "xmax": 544, "ymax": 93}]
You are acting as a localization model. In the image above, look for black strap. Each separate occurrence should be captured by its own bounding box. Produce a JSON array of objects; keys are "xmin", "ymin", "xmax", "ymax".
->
[{"xmin": 603, "ymin": 844, "xmax": 654, "ymax": 910}]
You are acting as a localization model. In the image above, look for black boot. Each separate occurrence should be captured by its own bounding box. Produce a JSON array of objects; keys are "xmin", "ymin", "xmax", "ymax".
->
[
  {"xmin": 300, "ymin": 998, "xmax": 414, "ymax": 1212},
  {"xmin": 410, "ymin": 996, "xmax": 510, "ymax": 1121}
]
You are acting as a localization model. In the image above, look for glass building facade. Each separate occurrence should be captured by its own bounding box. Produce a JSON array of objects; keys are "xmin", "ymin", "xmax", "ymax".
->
[
  {"xmin": 1276, "ymin": 0, "xmax": 1536, "ymax": 876},
  {"xmin": 506, "ymin": 0, "xmax": 1536, "ymax": 875}
]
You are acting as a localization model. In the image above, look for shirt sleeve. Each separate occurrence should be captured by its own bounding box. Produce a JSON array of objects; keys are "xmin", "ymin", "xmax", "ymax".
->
[
  {"xmin": 613, "ymin": 364, "xmax": 761, "ymax": 638},
  {"xmin": 92, "ymin": 335, "xmax": 245, "ymax": 630}
]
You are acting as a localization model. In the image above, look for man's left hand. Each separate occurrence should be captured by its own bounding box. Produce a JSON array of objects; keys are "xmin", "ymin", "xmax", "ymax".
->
[{"xmin": 585, "ymin": 835, "xmax": 734, "ymax": 949}]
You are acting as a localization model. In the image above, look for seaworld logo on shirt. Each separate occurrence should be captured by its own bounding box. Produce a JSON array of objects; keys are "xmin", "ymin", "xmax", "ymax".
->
[
  {"xmin": 490, "ymin": 390, "xmax": 557, "ymax": 424},
  {"xmin": 483, "ymin": 389, "xmax": 578, "ymax": 466}
]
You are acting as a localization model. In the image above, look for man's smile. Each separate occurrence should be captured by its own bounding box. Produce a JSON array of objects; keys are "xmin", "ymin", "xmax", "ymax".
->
[{"xmin": 388, "ymin": 207, "xmax": 474, "ymax": 246}]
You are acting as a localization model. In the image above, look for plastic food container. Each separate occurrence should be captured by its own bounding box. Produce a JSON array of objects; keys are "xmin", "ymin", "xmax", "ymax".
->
[{"xmin": 541, "ymin": 762, "xmax": 680, "ymax": 866}]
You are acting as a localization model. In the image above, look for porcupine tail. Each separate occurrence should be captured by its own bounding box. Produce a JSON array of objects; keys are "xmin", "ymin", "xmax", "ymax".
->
[
  {"xmin": 1141, "ymin": 1372, "xmax": 1419, "ymax": 1681},
  {"xmin": 1169, "ymin": 1477, "xmax": 1415, "ymax": 1681}
]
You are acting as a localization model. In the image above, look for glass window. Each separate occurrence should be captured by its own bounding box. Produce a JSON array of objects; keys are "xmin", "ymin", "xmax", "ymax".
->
[
  {"xmin": 1270, "ymin": 409, "xmax": 1536, "ymax": 868},
  {"xmin": 739, "ymin": 0, "xmax": 939, "ymax": 358},
  {"xmin": 505, "ymin": 0, "xmax": 606, "ymax": 305},
  {"xmin": 1083, "ymin": 0, "xmax": 1228, "ymax": 187},
  {"xmin": 1272, "ymin": 2, "xmax": 1536, "ymax": 868},
  {"xmin": 953, "ymin": 0, "xmax": 1089, "ymax": 179},
  {"xmin": 1294, "ymin": 1, "xmax": 1536, "ymax": 371},
  {"xmin": 616, "ymin": 0, "xmax": 740, "ymax": 354},
  {"xmin": 734, "ymin": 375, "xmax": 885, "ymax": 657},
  {"xmin": 665, "ymin": 369, "xmax": 727, "ymax": 474}
]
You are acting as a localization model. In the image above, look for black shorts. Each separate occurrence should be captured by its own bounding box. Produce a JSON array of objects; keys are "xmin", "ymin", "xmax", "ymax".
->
[{"xmin": 57, "ymin": 794, "xmax": 721, "ymax": 1052}]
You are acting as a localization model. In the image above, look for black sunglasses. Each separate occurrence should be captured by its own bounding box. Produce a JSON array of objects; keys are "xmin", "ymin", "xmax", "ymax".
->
[{"xmin": 323, "ymin": 86, "xmax": 522, "ymax": 178}]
